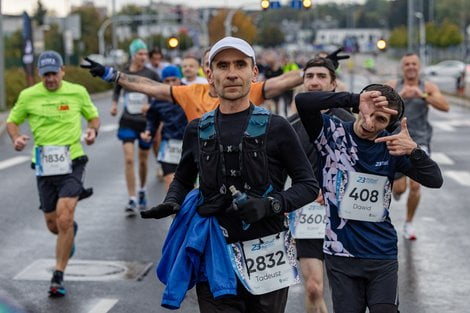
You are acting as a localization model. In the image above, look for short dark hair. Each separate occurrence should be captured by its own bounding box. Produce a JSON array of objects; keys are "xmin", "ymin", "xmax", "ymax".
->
[
  {"xmin": 361, "ymin": 84, "xmax": 404, "ymax": 127},
  {"xmin": 303, "ymin": 57, "xmax": 337, "ymax": 82},
  {"xmin": 183, "ymin": 55, "xmax": 200, "ymax": 64},
  {"xmin": 149, "ymin": 48, "xmax": 163, "ymax": 58}
]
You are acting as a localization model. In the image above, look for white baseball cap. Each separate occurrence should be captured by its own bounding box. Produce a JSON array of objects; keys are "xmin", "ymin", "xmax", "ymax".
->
[{"xmin": 208, "ymin": 36, "xmax": 256, "ymax": 66}]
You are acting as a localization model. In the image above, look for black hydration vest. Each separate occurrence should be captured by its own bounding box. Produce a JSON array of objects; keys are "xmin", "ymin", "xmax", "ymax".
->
[{"xmin": 197, "ymin": 105, "xmax": 273, "ymax": 216}]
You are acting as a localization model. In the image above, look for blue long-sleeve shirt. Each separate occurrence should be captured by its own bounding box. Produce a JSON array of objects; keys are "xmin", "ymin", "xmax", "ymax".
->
[{"xmin": 157, "ymin": 189, "xmax": 237, "ymax": 310}]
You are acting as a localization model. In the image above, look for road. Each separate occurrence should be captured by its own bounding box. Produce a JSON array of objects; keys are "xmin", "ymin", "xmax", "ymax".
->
[{"xmin": 1, "ymin": 79, "xmax": 469, "ymax": 313}]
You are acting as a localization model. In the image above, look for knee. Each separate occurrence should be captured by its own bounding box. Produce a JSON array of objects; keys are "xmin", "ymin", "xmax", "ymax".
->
[
  {"xmin": 56, "ymin": 214, "xmax": 74, "ymax": 233},
  {"xmin": 124, "ymin": 156, "xmax": 134, "ymax": 167},
  {"xmin": 409, "ymin": 182, "xmax": 421, "ymax": 195},
  {"xmin": 393, "ymin": 181, "xmax": 406, "ymax": 195},
  {"xmin": 305, "ymin": 278, "xmax": 324, "ymax": 300}
]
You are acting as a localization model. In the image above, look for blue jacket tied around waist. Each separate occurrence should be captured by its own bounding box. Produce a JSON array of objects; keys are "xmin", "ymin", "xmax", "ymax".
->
[{"xmin": 157, "ymin": 189, "xmax": 237, "ymax": 309}]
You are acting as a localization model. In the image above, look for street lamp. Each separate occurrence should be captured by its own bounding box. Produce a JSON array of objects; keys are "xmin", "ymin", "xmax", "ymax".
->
[{"xmin": 415, "ymin": 12, "xmax": 426, "ymax": 67}]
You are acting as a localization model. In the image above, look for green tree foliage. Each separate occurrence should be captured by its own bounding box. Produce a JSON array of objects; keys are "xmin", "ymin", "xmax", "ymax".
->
[
  {"xmin": 118, "ymin": 4, "xmax": 144, "ymax": 34},
  {"xmin": 256, "ymin": 24, "xmax": 285, "ymax": 48},
  {"xmin": 435, "ymin": 20, "xmax": 463, "ymax": 47},
  {"xmin": 355, "ymin": 0, "xmax": 389, "ymax": 28},
  {"xmin": 4, "ymin": 30, "xmax": 23, "ymax": 68},
  {"xmin": 71, "ymin": 5, "xmax": 105, "ymax": 56},
  {"xmin": 33, "ymin": 0, "xmax": 48, "ymax": 26},
  {"xmin": 44, "ymin": 24, "xmax": 64, "ymax": 55},
  {"xmin": 389, "ymin": 26, "xmax": 408, "ymax": 48},
  {"xmin": 208, "ymin": 10, "xmax": 257, "ymax": 44}
]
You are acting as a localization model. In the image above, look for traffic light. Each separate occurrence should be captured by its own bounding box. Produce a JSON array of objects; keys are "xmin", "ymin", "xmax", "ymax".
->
[
  {"xmin": 261, "ymin": 0, "xmax": 270, "ymax": 10},
  {"xmin": 175, "ymin": 5, "xmax": 183, "ymax": 24},
  {"xmin": 168, "ymin": 37, "xmax": 179, "ymax": 49},
  {"xmin": 302, "ymin": 0, "xmax": 312, "ymax": 9},
  {"xmin": 376, "ymin": 39, "xmax": 387, "ymax": 51}
]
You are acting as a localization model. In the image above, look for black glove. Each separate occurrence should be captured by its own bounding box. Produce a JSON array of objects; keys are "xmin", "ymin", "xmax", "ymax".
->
[
  {"xmin": 80, "ymin": 57, "xmax": 118, "ymax": 82},
  {"xmin": 140, "ymin": 202, "xmax": 180, "ymax": 219},
  {"xmin": 327, "ymin": 48, "xmax": 350, "ymax": 69},
  {"xmin": 233, "ymin": 196, "xmax": 273, "ymax": 224}
]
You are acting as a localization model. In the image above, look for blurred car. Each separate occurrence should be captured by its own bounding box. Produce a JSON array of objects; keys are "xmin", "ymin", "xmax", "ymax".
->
[{"xmin": 424, "ymin": 60, "xmax": 466, "ymax": 78}]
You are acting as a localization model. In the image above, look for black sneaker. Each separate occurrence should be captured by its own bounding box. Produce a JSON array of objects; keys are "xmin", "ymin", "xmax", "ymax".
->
[
  {"xmin": 125, "ymin": 199, "xmax": 137, "ymax": 217},
  {"xmin": 70, "ymin": 221, "xmax": 78, "ymax": 258},
  {"xmin": 49, "ymin": 270, "xmax": 66, "ymax": 297}
]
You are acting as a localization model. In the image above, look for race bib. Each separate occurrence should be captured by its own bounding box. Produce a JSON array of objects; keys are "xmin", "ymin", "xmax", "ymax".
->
[
  {"xmin": 336, "ymin": 171, "xmax": 391, "ymax": 222},
  {"xmin": 35, "ymin": 145, "xmax": 72, "ymax": 176},
  {"xmin": 288, "ymin": 201, "xmax": 326, "ymax": 239},
  {"xmin": 227, "ymin": 231, "xmax": 299, "ymax": 295},
  {"xmin": 157, "ymin": 139, "xmax": 183, "ymax": 164},
  {"xmin": 125, "ymin": 92, "xmax": 147, "ymax": 114}
]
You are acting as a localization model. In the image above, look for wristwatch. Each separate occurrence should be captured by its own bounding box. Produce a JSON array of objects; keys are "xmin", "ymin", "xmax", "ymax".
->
[
  {"xmin": 268, "ymin": 197, "xmax": 282, "ymax": 214},
  {"xmin": 421, "ymin": 92, "xmax": 429, "ymax": 100},
  {"xmin": 410, "ymin": 147, "xmax": 427, "ymax": 161}
]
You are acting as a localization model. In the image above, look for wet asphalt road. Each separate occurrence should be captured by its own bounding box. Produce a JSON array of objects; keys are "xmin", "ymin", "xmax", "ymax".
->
[{"xmin": 1, "ymin": 82, "xmax": 469, "ymax": 313}]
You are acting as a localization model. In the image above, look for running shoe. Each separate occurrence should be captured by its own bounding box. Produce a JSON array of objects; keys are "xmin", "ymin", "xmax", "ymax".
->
[
  {"xmin": 125, "ymin": 199, "xmax": 137, "ymax": 217},
  {"xmin": 138, "ymin": 191, "xmax": 147, "ymax": 211},
  {"xmin": 70, "ymin": 221, "xmax": 78, "ymax": 258},
  {"xmin": 403, "ymin": 222, "xmax": 417, "ymax": 240},
  {"xmin": 49, "ymin": 270, "xmax": 66, "ymax": 297}
]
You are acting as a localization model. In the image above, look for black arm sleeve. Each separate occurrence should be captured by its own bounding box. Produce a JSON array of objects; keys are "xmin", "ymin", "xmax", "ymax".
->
[
  {"xmin": 164, "ymin": 120, "xmax": 199, "ymax": 204},
  {"xmin": 295, "ymin": 92, "xmax": 360, "ymax": 140},
  {"xmin": 402, "ymin": 155, "xmax": 443, "ymax": 188},
  {"xmin": 112, "ymin": 83, "xmax": 122, "ymax": 102},
  {"xmin": 145, "ymin": 103, "xmax": 162, "ymax": 135}
]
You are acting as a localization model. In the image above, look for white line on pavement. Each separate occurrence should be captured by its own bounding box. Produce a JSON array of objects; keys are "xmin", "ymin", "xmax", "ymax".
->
[
  {"xmin": 87, "ymin": 299, "xmax": 118, "ymax": 313},
  {"xmin": 100, "ymin": 124, "xmax": 118, "ymax": 133},
  {"xmin": 432, "ymin": 152, "xmax": 455, "ymax": 165},
  {"xmin": 444, "ymin": 170, "xmax": 470, "ymax": 186},
  {"xmin": 0, "ymin": 156, "xmax": 30, "ymax": 170},
  {"xmin": 432, "ymin": 122, "xmax": 455, "ymax": 132}
]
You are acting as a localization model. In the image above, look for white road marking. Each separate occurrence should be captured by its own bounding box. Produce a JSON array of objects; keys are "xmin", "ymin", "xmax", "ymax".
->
[
  {"xmin": 432, "ymin": 152, "xmax": 454, "ymax": 165},
  {"xmin": 100, "ymin": 124, "xmax": 118, "ymax": 133},
  {"xmin": 0, "ymin": 156, "xmax": 30, "ymax": 170},
  {"xmin": 433, "ymin": 122, "xmax": 455, "ymax": 132},
  {"xmin": 87, "ymin": 299, "xmax": 118, "ymax": 313},
  {"xmin": 444, "ymin": 170, "xmax": 470, "ymax": 186}
]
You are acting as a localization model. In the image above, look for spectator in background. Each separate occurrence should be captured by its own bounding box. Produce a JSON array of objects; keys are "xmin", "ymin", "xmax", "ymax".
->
[
  {"xmin": 147, "ymin": 48, "xmax": 168, "ymax": 78},
  {"xmin": 181, "ymin": 56, "xmax": 208, "ymax": 85}
]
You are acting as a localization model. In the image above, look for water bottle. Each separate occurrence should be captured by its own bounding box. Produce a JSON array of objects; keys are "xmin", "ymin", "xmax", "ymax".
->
[{"xmin": 229, "ymin": 185, "xmax": 250, "ymax": 230}]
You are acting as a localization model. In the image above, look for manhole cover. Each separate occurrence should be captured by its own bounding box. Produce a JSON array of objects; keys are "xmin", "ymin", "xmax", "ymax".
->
[{"xmin": 14, "ymin": 259, "xmax": 153, "ymax": 281}]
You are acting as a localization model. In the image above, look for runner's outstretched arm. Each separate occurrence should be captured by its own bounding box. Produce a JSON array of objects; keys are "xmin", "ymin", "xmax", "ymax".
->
[
  {"xmin": 263, "ymin": 69, "xmax": 303, "ymax": 99},
  {"xmin": 80, "ymin": 57, "xmax": 172, "ymax": 102}
]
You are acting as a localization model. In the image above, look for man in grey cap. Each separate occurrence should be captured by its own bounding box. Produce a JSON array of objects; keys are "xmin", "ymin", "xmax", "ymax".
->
[
  {"xmin": 6, "ymin": 50, "xmax": 100, "ymax": 297},
  {"xmin": 140, "ymin": 37, "xmax": 318, "ymax": 312}
]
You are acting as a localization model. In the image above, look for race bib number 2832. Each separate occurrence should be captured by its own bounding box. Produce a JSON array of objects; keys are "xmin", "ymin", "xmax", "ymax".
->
[{"xmin": 227, "ymin": 231, "xmax": 299, "ymax": 295}]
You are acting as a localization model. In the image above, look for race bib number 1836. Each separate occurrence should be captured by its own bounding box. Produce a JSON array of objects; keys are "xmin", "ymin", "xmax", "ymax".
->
[{"xmin": 35, "ymin": 145, "xmax": 72, "ymax": 176}]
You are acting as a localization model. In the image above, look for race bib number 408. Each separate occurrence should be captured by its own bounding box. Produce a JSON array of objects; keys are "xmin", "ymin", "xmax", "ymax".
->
[
  {"xmin": 227, "ymin": 231, "xmax": 299, "ymax": 295},
  {"xmin": 336, "ymin": 171, "xmax": 391, "ymax": 222}
]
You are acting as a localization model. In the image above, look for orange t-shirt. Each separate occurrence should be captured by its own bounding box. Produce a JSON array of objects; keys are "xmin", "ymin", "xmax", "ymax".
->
[{"xmin": 171, "ymin": 82, "xmax": 265, "ymax": 121}]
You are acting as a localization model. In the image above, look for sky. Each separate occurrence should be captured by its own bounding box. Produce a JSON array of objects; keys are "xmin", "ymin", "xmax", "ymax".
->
[{"xmin": 2, "ymin": 0, "xmax": 358, "ymax": 17}]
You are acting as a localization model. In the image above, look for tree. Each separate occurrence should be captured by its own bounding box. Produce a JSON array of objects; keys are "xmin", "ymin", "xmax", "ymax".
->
[
  {"xmin": 44, "ymin": 23, "xmax": 64, "ymax": 54},
  {"xmin": 118, "ymin": 4, "xmax": 144, "ymax": 35},
  {"xmin": 33, "ymin": 0, "xmax": 48, "ymax": 26},
  {"xmin": 71, "ymin": 5, "xmax": 105, "ymax": 56},
  {"xmin": 389, "ymin": 26, "xmax": 407, "ymax": 48},
  {"xmin": 208, "ymin": 9, "xmax": 257, "ymax": 44},
  {"xmin": 436, "ymin": 20, "xmax": 463, "ymax": 47},
  {"xmin": 256, "ymin": 24, "xmax": 285, "ymax": 48}
]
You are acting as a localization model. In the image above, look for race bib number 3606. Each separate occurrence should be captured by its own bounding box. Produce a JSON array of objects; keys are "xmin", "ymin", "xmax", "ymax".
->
[
  {"xmin": 288, "ymin": 201, "xmax": 326, "ymax": 239},
  {"xmin": 227, "ymin": 231, "xmax": 299, "ymax": 295},
  {"xmin": 35, "ymin": 145, "xmax": 72, "ymax": 176},
  {"xmin": 336, "ymin": 171, "xmax": 391, "ymax": 222}
]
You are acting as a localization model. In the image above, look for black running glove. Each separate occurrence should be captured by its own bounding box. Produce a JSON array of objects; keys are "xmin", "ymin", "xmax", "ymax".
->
[
  {"xmin": 80, "ymin": 57, "xmax": 119, "ymax": 83},
  {"xmin": 327, "ymin": 48, "xmax": 350, "ymax": 69},
  {"xmin": 140, "ymin": 202, "xmax": 180, "ymax": 219},
  {"xmin": 233, "ymin": 196, "xmax": 273, "ymax": 224}
]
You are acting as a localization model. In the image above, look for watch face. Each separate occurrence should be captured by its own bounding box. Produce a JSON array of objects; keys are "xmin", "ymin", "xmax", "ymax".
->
[
  {"xmin": 271, "ymin": 199, "xmax": 281, "ymax": 213},
  {"xmin": 411, "ymin": 148, "xmax": 426, "ymax": 160}
]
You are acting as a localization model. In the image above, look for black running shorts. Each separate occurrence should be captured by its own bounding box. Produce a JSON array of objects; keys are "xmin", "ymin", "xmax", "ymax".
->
[
  {"xmin": 36, "ymin": 157, "xmax": 87, "ymax": 213},
  {"xmin": 325, "ymin": 255, "xmax": 399, "ymax": 313},
  {"xmin": 295, "ymin": 239, "xmax": 324, "ymax": 260},
  {"xmin": 196, "ymin": 280, "xmax": 288, "ymax": 313}
]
